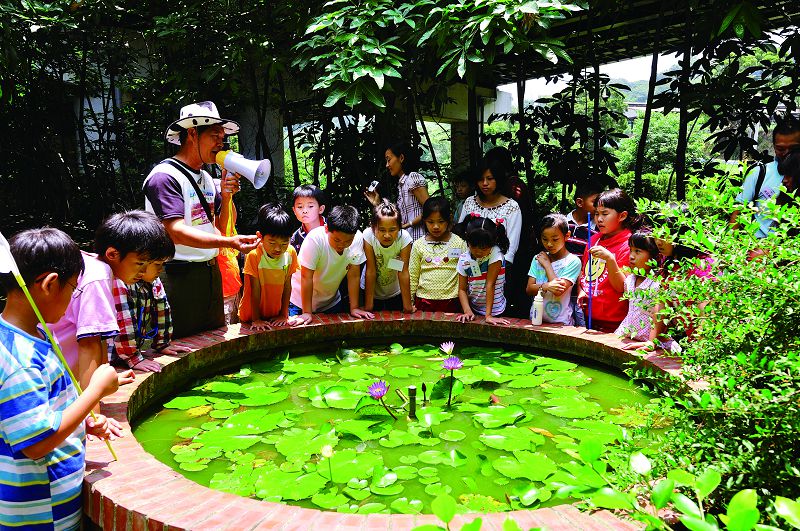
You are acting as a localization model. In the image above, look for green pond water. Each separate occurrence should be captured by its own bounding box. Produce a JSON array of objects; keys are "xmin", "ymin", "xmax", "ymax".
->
[{"xmin": 134, "ymin": 340, "xmax": 653, "ymax": 515}]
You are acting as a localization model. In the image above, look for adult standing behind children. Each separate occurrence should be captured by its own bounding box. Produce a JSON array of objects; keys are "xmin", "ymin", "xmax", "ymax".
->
[
  {"xmin": 143, "ymin": 101, "xmax": 259, "ymax": 338},
  {"xmin": 730, "ymin": 116, "xmax": 800, "ymax": 238},
  {"xmin": 365, "ymin": 142, "xmax": 430, "ymax": 241}
]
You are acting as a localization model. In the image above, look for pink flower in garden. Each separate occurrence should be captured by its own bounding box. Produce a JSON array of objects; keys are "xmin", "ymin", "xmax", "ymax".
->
[
  {"xmin": 442, "ymin": 356, "xmax": 463, "ymax": 371},
  {"xmin": 440, "ymin": 341, "xmax": 455, "ymax": 356},
  {"xmin": 368, "ymin": 380, "xmax": 389, "ymax": 400}
]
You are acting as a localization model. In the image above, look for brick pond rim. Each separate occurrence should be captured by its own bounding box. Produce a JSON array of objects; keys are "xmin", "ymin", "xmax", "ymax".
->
[{"xmin": 84, "ymin": 312, "xmax": 681, "ymax": 530}]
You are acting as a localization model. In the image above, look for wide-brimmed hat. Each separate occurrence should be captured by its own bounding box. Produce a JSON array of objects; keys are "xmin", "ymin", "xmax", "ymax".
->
[{"xmin": 164, "ymin": 101, "xmax": 240, "ymax": 145}]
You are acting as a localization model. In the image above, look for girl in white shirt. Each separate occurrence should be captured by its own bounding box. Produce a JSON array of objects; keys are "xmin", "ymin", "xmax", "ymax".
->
[{"xmin": 362, "ymin": 200, "xmax": 414, "ymax": 312}]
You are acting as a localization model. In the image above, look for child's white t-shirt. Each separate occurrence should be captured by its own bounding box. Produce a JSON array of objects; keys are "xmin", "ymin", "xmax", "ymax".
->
[
  {"xmin": 456, "ymin": 246, "xmax": 506, "ymax": 316},
  {"xmin": 528, "ymin": 253, "xmax": 582, "ymax": 325},
  {"xmin": 360, "ymin": 227, "xmax": 413, "ymax": 300},
  {"xmin": 290, "ymin": 226, "xmax": 365, "ymax": 312}
]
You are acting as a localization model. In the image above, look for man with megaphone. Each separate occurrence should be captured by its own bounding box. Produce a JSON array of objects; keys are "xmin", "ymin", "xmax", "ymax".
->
[{"xmin": 143, "ymin": 101, "xmax": 260, "ymax": 338}]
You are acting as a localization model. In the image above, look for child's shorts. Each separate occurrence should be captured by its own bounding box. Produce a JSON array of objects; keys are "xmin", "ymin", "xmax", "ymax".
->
[
  {"xmin": 372, "ymin": 295, "xmax": 403, "ymax": 312},
  {"xmin": 288, "ymin": 299, "xmax": 348, "ymax": 316},
  {"xmin": 414, "ymin": 297, "xmax": 461, "ymax": 313}
]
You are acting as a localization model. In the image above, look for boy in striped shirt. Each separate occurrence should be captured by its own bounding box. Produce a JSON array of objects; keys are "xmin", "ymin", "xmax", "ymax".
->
[{"xmin": 0, "ymin": 228, "xmax": 122, "ymax": 530}]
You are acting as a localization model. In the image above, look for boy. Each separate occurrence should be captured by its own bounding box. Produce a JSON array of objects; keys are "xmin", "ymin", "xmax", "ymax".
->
[
  {"xmin": 0, "ymin": 228, "xmax": 125, "ymax": 529},
  {"xmin": 238, "ymin": 204, "xmax": 298, "ymax": 330},
  {"xmin": 49, "ymin": 210, "xmax": 167, "ymax": 414},
  {"xmin": 112, "ymin": 228, "xmax": 190, "ymax": 372},
  {"xmin": 453, "ymin": 170, "xmax": 475, "ymax": 223},
  {"xmin": 565, "ymin": 183, "xmax": 602, "ymax": 256},
  {"xmin": 289, "ymin": 205, "xmax": 374, "ymax": 324},
  {"xmin": 290, "ymin": 184, "xmax": 327, "ymax": 254}
]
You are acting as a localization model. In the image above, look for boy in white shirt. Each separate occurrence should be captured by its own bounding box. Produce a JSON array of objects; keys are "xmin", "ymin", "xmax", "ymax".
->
[{"xmin": 289, "ymin": 206, "xmax": 375, "ymax": 324}]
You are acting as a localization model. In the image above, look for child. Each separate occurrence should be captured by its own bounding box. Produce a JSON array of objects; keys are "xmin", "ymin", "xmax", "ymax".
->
[
  {"xmin": 526, "ymin": 214, "xmax": 583, "ymax": 325},
  {"xmin": 452, "ymin": 170, "xmax": 475, "ymax": 223},
  {"xmin": 577, "ymin": 189, "xmax": 643, "ymax": 332},
  {"xmin": 455, "ymin": 215, "xmax": 510, "ymax": 325},
  {"xmin": 409, "ymin": 197, "xmax": 467, "ymax": 313},
  {"xmin": 0, "ymin": 228, "xmax": 128, "ymax": 529},
  {"xmin": 289, "ymin": 205, "xmax": 374, "ymax": 324},
  {"xmin": 238, "ymin": 203, "xmax": 298, "ymax": 330},
  {"xmin": 112, "ymin": 226, "xmax": 189, "ymax": 372},
  {"xmin": 565, "ymin": 183, "xmax": 602, "ymax": 256},
  {"xmin": 50, "ymin": 211, "xmax": 166, "ymax": 392},
  {"xmin": 616, "ymin": 231, "xmax": 680, "ymax": 353},
  {"xmin": 362, "ymin": 200, "xmax": 414, "ymax": 313},
  {"xmin": 290, "ymin": 184, "xmax": 327, "ymax": 254}
]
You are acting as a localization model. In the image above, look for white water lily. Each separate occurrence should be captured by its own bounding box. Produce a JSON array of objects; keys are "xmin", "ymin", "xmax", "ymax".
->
[
  {"xmin": 440, "ymin": 341, "xmax": 455, "ymax": 356},
  {"xmin": 320, "ymin": 445, "xmax": 334, "ymax": 458}
]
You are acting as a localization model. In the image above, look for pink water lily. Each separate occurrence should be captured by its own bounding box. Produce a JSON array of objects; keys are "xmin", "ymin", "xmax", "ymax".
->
[{"xmin": 440, "ymin": 341, "xmax": 455, "ymax": 356}]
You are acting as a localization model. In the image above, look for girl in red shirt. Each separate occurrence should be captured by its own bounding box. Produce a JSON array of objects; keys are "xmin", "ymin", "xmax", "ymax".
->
[{"xmin": 577, "ymin": 189, "xmax": 644, "ymax": 332}]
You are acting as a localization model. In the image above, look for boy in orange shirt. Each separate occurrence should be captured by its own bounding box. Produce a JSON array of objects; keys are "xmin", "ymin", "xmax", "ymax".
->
[{"xmin": 238, "ymin": 204, "xmax": 298, "ymax": 330}]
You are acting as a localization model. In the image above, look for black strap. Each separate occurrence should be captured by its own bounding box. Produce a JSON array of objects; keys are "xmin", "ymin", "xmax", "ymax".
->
[
  {"xmin": 753, "ymin": 163, "xmax": 767, "ymax": 201},
  {"xmin": 163, "ymin": 159, "xmax": 214, "ymax": 223}
]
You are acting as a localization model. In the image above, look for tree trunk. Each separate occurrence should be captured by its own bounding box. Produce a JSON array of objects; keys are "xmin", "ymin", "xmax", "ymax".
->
[
  {"xmin": 278, "ymin": 72, "xmax": 300, "ymax": 188},
  {"xmin": 467, "ymin": 85, "xmax": 480, "ymax": 167},
  {"xmin": 634, "ymin": 1, "xmax": 664, "ymax": 196}
]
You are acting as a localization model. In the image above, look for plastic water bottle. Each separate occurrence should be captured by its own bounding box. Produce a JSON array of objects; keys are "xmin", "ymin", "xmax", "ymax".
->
[{"xmin": 532, "ymin": 290, "xmax": 544, "ymax": 326}]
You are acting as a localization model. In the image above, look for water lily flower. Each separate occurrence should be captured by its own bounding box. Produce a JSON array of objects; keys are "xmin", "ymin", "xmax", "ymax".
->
[
  {"xmin": 320, "ymin": 445, "xmax": 334, "ymax": 458},
  {"xmin": 440, "ymin": 341, "xmax": 455, "ymax": 356},
  {"xmin": 442, "ymin": 356, "xmax": 463, "ymax": 371},
  {"xmin": 368, "ymin": 380, "xmax": 389, "ymax": 400}
]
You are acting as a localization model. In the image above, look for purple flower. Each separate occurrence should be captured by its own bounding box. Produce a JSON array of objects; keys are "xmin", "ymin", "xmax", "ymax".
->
[
  {"xmin": 368, "ymin": 380, "xmax": 389, "ymax": 400},
  {"xmin": 442, "ymin": 356, "xmax": 463, "ymax": 371}
]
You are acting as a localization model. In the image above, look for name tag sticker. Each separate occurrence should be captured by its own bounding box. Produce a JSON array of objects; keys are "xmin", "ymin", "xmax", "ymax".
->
[
  {"xmin": 448, "ymin": 248, "xmax": 462, "ymax": 260},
  {"xmin": 470, "ymin": 261, "xmax": 481, "ymax": 277},
  {"xmin": 388, "ymin": 258, "xmax": 404, "ymax": 272}
]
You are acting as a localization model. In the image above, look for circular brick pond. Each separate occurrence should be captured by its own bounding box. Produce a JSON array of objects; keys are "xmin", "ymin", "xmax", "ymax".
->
[{"xmin": 84, "ymin": 312, "xmax": 681, "ymax": 530}]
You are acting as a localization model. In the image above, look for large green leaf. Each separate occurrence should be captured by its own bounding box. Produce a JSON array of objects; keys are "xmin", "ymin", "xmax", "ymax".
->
[
  {"xmin": 775, "ymin": 496, "xmax": 800, "ymax": 529},
  {"xmin": 507, "ymin": 374, "xmax": 546, "ymax": 388},
  {"xmin": 312, "ymin": 487, "xmax": 349, "ymax": 509},
  {"xmin": 253, "ymin": 468, "xmax": 328, "ymax": 501},
  {"xmin": 492, "ymin": 451, "xmax": 557, "ymax": 481},
  {"xmin": 389, "ymin": 366, "xmax": 422, "ymax": 378},
  {"xmin": 163, "ymin": 395, "xmax": 209, "ymax": 410},
  {"xmin": 390, "ymin": 497, "xmax": 423, "ymax": 514},
  {"xmin": 542, "ymin": 395, "xmax": 603, "ymax": 419},
  {"xmin": 431, "ymin": 493, "xmax": 457, "ymax": 524},
  {"xmin": 275, "ymin": 428, "xmax": 339, "ymax": 460},
  {"xmin": 479, "ymin": 426, "xmax": 545, "ymax": 451},
  {"xmin": 238, "ymin": 387, "xmax": 289, "ymax": 407},
  {"xmin": 429, "ymin": 376, "xmax": 464, "ymax": 402},
  {"xmin": 338, "ymin": 364, "xmax": 386, "ymax": 380},
  {"xmin": 336, "ymin": 419, "xmax": 393, "ymax": 441},
  {"xmin": 309, "ymin": 384, "xmax": 365, "ymax": 409},
  {"xmin": 321, "ymin": 449, "xmax": 383, "ymax": 483},
  {"xmin": 538, "ymin": 370, "xmax": 591, "ymax": 387},
  {"xmin": 473, "ymin": 405, "xmax": 528, "ymax": 428},
  {"xmin": 560, "ymin": 419, "xmax": 625, "ymax": 444}
]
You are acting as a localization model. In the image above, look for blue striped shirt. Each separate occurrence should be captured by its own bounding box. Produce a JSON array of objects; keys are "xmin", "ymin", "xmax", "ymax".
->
[{"xmin": 0, "ymin": 317, "xmax": 84, "ymax": 530}]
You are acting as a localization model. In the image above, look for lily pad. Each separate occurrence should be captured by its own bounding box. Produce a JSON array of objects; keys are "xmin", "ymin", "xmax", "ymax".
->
[
  {"xmin": 561, "ymin": 419, "xmax": 626, "ymax": 445},
  {"xmin": 253, "ymin": 467, "xmax": 328, "ymax": 501},
  {"xmin": 338, "ymin": 365, "xmax": 386, "ymax": 380},
  {"xmin": 343, "ymin": 487, "xmax": 371, "ymax": 501},
  {"xmin": 439, "ymin": 448, "xmax": 468, "ymax": 467},
  {"xmin": 418, "ymin": 467, "xmax": 438, "ymax": 477},
  {"xmin": 282, "ymin": 360, "xmax": 331, "ymax": 374},
  {"xmin": 479, "ymin": 426, "xmax": 545, "ymax": 451},
  {"xmin": 356, "ymin": 502, "xmax": 387, "ymax": 514},
  {"xmin": 389, "ymin": 366, "xmax": 423, "ymax": 379},
  {"xmin": 417, "ymin": 406, "xmax": 454, "ymax": 428},
  {"xmin": 393, "ymin": 465, "xmax": 418, "ymax": 480},
  {"xmin": 312, "ymin": 488, "xmax": 349, "ymax": 509},
  {"xmin": 473, "ymin": 405, "xmax": 528, "ymax": 428},
  {"xmin": 204, "ymin": 381, "xmax": 243, "ymax": 393},
  {"xmin": 399, "ymin": 455, "xmax": 419, "ymax": 465},
  {"xmin": 275, "ymin": 428, "xmax": 339, "ymax": 460},
  {"xmin": 179, "ymin": 461, "xmax": 209, "ymax": 472},
  {"xmin": 492, "ymin": 451, "xmax": 557, "ymax": 482},
  {"xmin": 440, "ymin": 429, "xmax": 466, "ymax": 442},
  {"xmin": 320, "ymin": 449, "xmax": 383, "ymax": 483},
  {"xmin": 460, "ymin": 365, "xmax": 514, "ymax": 385},
  {"xmin": 224, "ymin": 409, "xmax": 297, "ymax": 434},
  {"xmin": 539, "ymin": 370, "xmax": 591, "ymax": 387},
  {"xmin": 418, "ymin": 450, "xmax": 443, "ymax": 464},
  {"xmin": 309, "ymin": 384, "xmax": 365, "ymax": 409},
  {"xmin": 429, "ymin": 376, "xmax": 465, "ymax": 402},
  {"xmin": 176, "ymin": 427, "xmax": 202, "ymax": 439},
  {"xmin": 424, "ymin": 483, "xmax": 452, "ymax": 496},
  {"xmin": 389, "ymin": 343, "xmax": 403, "ymax": 353},
  {"xmin": 507, "ymin": 375, "xmax": 546, "ymax": 389},
  {"xmin": 390, "ymin": 497, "xmax": 423, "ymax": 514},
  {"xmin": 163, "ymin": 395, "xmax": 208, "ymax": 410},
  {"xmin": 238, "ymin": 387, "xmax": 289, "ymax": 407},
  {"xmin": 543, "ymin": 395, "xmax": 603, "ymax": 419},
  {"xmin": 336, "ymin": 419, "xmax": 393, "ymax": 441}
]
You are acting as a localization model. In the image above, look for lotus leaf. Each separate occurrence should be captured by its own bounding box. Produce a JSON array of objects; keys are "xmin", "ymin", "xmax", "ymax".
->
[
  {"xmin": 389, "ymin": 366, "xmax": 422, "ymax": 378},
  {"xmin": 369, "ymin": 355, "xmax": 388, "ymax": 363},
  {"xmin": 179, "ymin": 461, "xmax": 208, "ymax": 472},
  {"xmin": 253, "ymin": 468, "xmax": 328, "ymax": 501},
  {"xmin": 389, "ymin": 343, "xmax": 403, "ymax": 353},
  {"xmin": 390, "ymin": 497, "xmax": 423, "ymax": 514},
  {"xmin": 493, "ymin": 389, "xmax": 512, "ymax": 396},
  {"xmin": 208, "ymin": 409, "xmax": 233, "ymax": 419},
  {"xmin": 439, "ymin": 429, "xmax": 466, "ymax": 442},
  {"xmin": 338, "ymin": 364, "xmax": 386, "ymax": 380},
  {"xmin": 347, "ymin": 478, "xmax": 368, "ymax": 489},
  {"xmin": 512, "ymin": 484, "xmax": 542, "ymax": 507},
  {"xmin": 209, "ymin": 398, "xmax": 237, "ymax": 410},
  {"xmin": 404, "ymin": 344, "xmax": 438, "ymax": 357},
  {"xmin": 312, "ymin": 488, "xmax": 349, "ymax": 509},
  {"xmin": 353, "ymin": 396, "xmax": 394, "ymax": 418},
  {"xmin": 281, "ymin": 360, "xmax": 331, "ymax": 373},
  {"xmin": 163, "ymin": 395, "xmax": 209, "ymax": 410},
  {"xmin": 507, "ymin": 375, "xmax": 546, "ymax": 388},
  {"xmin": 309, "ymin": 384, "xmax": 365, "ymax": 409},
  {"xmin": 429, "ymin": 376, "xmax": 465, "ymax": 402},
  {"xmin": 460, "ymin": 365, "xmax": 513, "ymax": 385},
  {"xmin": 210, "ymin": 466, "xmax": 256, "ymax": 496},
  {"xmin": 492, "ymin": 451, "xmax": 557, "ymax": 482},
  {"xmin": 370, "ymin": 483, "xmax": 404, "ymax": 496},
  {"xmin": 275, "ymin": 428, "xmax": 339, "ymax": 460},
  {"xmin": 559, "ymin": 461, "xmax": 608, "ymax": 489},
  {"xmin": 336, "ymin": 419, "xmax": 393, "ymax": 441},
  {"xmin": 417, "ymin": 406, "xmax": 454, "ymax": 427},
  {"xmin": 439, "ymin": 448, "xmax": 468, "ymax": 467},
  {"xmin": 200, "ymin": 421, "xmax": 219, "ymax": 431},
  {"xmin": 399, "ymin": 455, "xmax": 419, "ymax": 464},
  {"xmin": 392, "ymin": 465, "xmax": 418, "ymax": 480},
  {"xmin": 538, "ymin": 370, "xmax": 591, "ymax": 387},
  {"xmin": 185, "ymin": 405, "xmax": 213, "ymax": 417},
  {"xmin": 224, "ymin": 409, "xmax": 297, "ymax": 433},
  {"xmin": 317, "ymin": 449, "xmax": 383, "ymax": 483},
  {"xmin": 238, "ymin": 387, "xmax": 289, "ymax": 407},
  {"xmin": 194, "ymin": 425, "xmax": 262, "ymax": 451},
  {"xmin": 342, "ymin": 486, "xmax": 371, "ymax": 501},
  {"xmin": 491, "ymin": 362, "xmax": 535, "ymax": 376},
  {"xmin": 419, "ymin": 476, "xmax": 440, "ymax": 485},
  {"xmin": 418, "ymin": 450, "xmax": 443, "ymax": 464},
  {"xmin": 532, "ymin": 358, "xmax": 577, "ymax": 371},
  {"xmin": 370, "ymin": 468, "xmax": 398, "ymax": 489},
  {"xmin": 476, "ymin": 454, "xmax": 494, "ymax": 476},
  {"xmin": 176, "ymin": 427, "xmax": 202, "ymax": 439},
  {"xmin": 494, "ymin": 478, "xmax": 509, "ymax": 486},
  {"xmin": 418, "ymin": 467, "xmax": 438, "ymax": 477},
  {"xmin": 424, "ymin": 483, "xmax": 452, "ymax": 496},
  {"xmin": 543, "ymin": 395, "xmax": 603, "ymax": 419},
  {"xmin": 204, "ymin": 381, "xmax": 243, "ymax": 393},
  {"xmin": 473, "ymin": 405, "xmax": 528, "ymax": 428},
  {"xmin": 561, "ymin": 419, "xmax": 625, "ymax": 444},
  {"xmin": 460, "ymin": 346, "xmax": 502, "ymax": 357},
  {"xmin": 479, "ymin": 426, "xmax": 545, "ymax": 451},
  {"xmin": 356, "ymin": 503, "xmax": 387, "ymax": 514}
]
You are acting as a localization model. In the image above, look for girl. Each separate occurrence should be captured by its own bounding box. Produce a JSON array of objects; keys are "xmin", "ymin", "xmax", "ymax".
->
[
  {"xmin": 526, "ymin": 214, "xmax": 582, "ymax": 325},
  {"xmin": 616, "ymin": 231, "xmax": 680, "ymax": 353},
  {"xmin": 361, "ymin": 200, "xmax": 414, "ymax": 313},
  {"xmin": 455, "ymin": 215, "xmax": 511, "ymax": 326},
  {"xmin": 577, "ymin": 188, "xmax": 643, "ymax": 332},
  {"xmin": 365, "ymin": 142, "xmax": 430, "ymax": 241},
  {"xmin": 408, "ymin": 196, "xmax": 467, "ymax": 313}
]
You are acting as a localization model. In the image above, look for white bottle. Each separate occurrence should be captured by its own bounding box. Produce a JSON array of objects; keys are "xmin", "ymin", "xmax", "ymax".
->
[{"xmin": 532, "ymin": 290, "xmax": 544, "ymax": 326}]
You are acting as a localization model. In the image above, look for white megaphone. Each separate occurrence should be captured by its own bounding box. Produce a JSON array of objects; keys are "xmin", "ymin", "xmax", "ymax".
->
[{"xmin": 215, "ymin": 150, "xmax": 271, "ymax": 189}]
